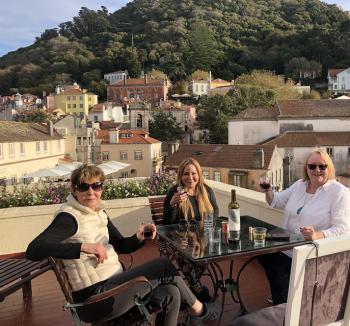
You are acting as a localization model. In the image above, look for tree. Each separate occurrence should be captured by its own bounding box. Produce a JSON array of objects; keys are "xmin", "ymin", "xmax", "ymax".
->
[
  {"xmin": 284, "ymin": 57, "xmax": 322, "ymax": 81},
  {"xmin": 235, "ymin": 70, "xmax": 301, "ymax": 101},
  {"xmin": 185, "ymin": 21, "xmax": 221, "ymax": 73},
  {"xmin": 149, "ymin": 109, "xmax": 183, "ymax": 141},
  {"xmin": 147, "ymin": 69, "xmax": 167, "ymax": 80},
  {"xmin": 188, "ymin": 70, "xmax": 209, "ymax": 81}
]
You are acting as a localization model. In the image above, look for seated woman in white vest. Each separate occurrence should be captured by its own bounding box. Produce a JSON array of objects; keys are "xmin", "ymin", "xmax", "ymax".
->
[{"xmin": 26, "ymin": 164, "xmax": 221, "ymax": 326}]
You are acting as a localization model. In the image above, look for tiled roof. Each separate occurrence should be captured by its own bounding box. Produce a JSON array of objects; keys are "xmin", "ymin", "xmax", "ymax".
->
[
  {"xmin": 99, "ymin": 121, "xmax": 124, "ymax": 130},
  {"xmin": 262, "ymin": 131, "xmax": 350, "ymax": 147},
  {"xmin": 111, "ymin": 77, "xmax": 164, "ymax": 86},
  {"xmin": 165, "ymin": 144, "xmax": 275, "ymax": 169},
  {"xmin": 89, "ymin": 104, "xmax": 104, "ymax": 113},
  {"xmin": 328, "ymin": 68, "xmax": 346, "ymax": 77},
  {"xmin": 58, "ymin": 89, "xmax": 85, "ymax": 95},
  {"xmin": 231, "ymin": 100, "xmax": 350, "ymax": 120},
  {"xmin": 0, "ymin": 121, "xmax": 63, "ymax": 142},
  {"xmin": 96, "ymin": 129, "xmax": 161, "ymax": 144}
]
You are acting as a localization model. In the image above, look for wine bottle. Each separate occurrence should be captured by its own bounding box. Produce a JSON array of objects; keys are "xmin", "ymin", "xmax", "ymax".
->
[{"xmin": 228, "ymin": 189, "xmax": 240, "ymax": 232}]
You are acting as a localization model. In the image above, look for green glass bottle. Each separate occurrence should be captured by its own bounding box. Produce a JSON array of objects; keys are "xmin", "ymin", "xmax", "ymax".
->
[{"xmin": 228, "ymin": 189, "xmax": 240, "ymax": 232}]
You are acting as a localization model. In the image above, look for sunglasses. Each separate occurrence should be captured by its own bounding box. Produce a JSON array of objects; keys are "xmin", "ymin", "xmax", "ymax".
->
[
  {"xmin": 307, "ymin": 164, "xmax": 328, "ymax": 171},
  {"xmin": 75, "ymin": 182, "xmax": 103, "ymax": 192}
]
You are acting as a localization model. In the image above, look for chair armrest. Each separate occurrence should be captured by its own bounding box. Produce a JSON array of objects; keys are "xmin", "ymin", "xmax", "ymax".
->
[{"xmin": 82, "ymin": 275, "xmax": 152, "ymax": 305}]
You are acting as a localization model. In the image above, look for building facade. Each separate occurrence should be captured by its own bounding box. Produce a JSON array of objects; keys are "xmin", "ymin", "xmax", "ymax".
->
[
  {"xmin": 0, "ymin": 121, "xmax": 65, "ymax": 184},
  {"xmin": 328, "ymin": 68, "xmax": 350, "ymax": 93},
  {"xmin": 107, "ymin": 76, "xmax": 170, "ymax": 105},
  {"xmin": 96, "ymin": 129, "xmax": 163, "ymax": 177}
]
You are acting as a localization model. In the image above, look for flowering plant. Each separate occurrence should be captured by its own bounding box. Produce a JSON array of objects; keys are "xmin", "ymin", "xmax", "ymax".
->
[{"xmin": 0, "ymin": 172, "xmax": 177, "ymax": 208}]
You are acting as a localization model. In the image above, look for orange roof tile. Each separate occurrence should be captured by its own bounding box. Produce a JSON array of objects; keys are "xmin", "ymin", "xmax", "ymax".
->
[
  {"xmin": 110, "ymin": 77, "xmax": 164, "ymax": 87},
  {"xmin": 328, "ymin": 68, "xmax": 346, "ymax": 77},
  {"xmin": 263, "ymin": 131, "xmax": 350, "ymax": 147},
  {"xmin": 165, "ymin": 144, "xmax": 275, "ymax": 169},
  {"xmin": 96, "ymin": 129, "xmax": 161, "ymax": 144}
]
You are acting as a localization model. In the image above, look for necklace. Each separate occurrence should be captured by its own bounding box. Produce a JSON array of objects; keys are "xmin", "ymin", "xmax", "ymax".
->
[{"xmin": 297, "ymin": 192, "xmax": 314, "ymax": 215}]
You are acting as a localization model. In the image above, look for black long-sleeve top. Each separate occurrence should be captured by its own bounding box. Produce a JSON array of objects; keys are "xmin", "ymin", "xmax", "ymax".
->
[
  {"xmin": 163, "ymin": 184, "xmax": 219, "ymax": 224},
  {"xmin": 26, "ymin": 212, "xmax": 144, "ymax": 261}
]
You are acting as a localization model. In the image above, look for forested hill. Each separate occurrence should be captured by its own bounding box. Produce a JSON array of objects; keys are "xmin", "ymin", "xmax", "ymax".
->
[{"xmin": 0, "ymin": 0, "xmax": 349, "ymax": 96}]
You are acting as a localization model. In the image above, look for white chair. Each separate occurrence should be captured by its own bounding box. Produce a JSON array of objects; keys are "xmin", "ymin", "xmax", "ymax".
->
[{"xmin": 233, "ymin": 234, "xmax": 350, "ymax": 326}]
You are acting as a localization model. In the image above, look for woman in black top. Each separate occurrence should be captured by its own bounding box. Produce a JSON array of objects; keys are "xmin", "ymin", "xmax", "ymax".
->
[
  {"xmin": 163, "ymin": 157, "xmax": 219, "ymax": 225},
  {"xmin": 26, "ymin": 164, "xmax": 221, "ymax": 326}
]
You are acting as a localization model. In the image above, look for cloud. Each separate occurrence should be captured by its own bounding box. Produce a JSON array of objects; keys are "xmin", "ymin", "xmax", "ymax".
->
[{"xmin": 0, "ymin": 0, "xmax": 129, "ymax": 56}]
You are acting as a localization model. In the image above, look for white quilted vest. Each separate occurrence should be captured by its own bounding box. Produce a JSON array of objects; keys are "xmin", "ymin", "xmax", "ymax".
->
[{"xmin": 55, "ymin": 194, "xmax": 123, "ymax": 291}]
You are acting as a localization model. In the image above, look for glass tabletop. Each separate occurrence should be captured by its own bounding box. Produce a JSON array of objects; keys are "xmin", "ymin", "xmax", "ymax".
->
[{"xmin": 157, "ymin": 215, "xmax": 312, "ymax": 263}]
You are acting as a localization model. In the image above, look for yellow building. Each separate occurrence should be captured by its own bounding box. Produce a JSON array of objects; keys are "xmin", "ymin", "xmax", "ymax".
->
[
  {"xmin": 54, "ymin": 88, "xmax": 98, "ymax": 117},
  {"xmin": 0, "ymin": 121, "xmax": 65, "ymax": 184}
]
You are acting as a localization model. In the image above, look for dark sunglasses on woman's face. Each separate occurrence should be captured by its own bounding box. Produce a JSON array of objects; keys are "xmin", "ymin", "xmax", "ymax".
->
[
  {"xmin": 76, "ymin": 182, "xmax": 103, "ymax": 192},
  {"xmin": 307, "ymin": 164, "xmax": 328, "ymax": 171}
]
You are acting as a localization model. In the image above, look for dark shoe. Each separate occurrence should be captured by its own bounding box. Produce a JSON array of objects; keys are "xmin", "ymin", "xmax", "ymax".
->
[
  {"xmin": 187, "ymin": 301, "xmax": 222, "ymax": 326},
  {"xmin": 191, "ymin": 285, "xmax": 212, "ymax": 303}
]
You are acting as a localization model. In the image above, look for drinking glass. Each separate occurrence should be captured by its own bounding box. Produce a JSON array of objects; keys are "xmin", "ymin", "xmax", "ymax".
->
[
  {"xmin": 209, "ymin": 227, "xmax": 221, "ymax": 254},
  {"xmin": 252, "ymin": 227, "xmax": 267, "ymax": 245}
]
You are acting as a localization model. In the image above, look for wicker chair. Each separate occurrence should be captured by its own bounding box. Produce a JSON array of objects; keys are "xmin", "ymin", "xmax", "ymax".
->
[{"xmin": 49, "ymin": 257, "xmax": 154, "ymax": 326}]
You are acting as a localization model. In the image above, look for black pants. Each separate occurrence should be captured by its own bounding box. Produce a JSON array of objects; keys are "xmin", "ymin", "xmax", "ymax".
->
[
  {"xmin": 257, "ymin": 252, "xmax": 292, "ymax": 305},
  {"xmin": 76, "ymin": 257, "xmax": 197, "ymax": 326}
]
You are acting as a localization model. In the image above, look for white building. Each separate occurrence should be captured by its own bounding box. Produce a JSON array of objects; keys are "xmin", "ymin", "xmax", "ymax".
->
[
  {"xmin": 88, "ymin": 102, "xmax": 128, "ymax": 123},
  {"xmin": 188, "ymin": 79, "xmax": 209, "ymax": 96},
  {"xmin": 228, "ymin": 100, "xmax": 350, "ymax": 145},
  {"xmin": 262, "ymin": 131, "xmax": 350, "ymax": 186},
  {"xmin": 104, "ymin": 71, "xmax": 128, "ymax": 85},
  {"xmin": 328, "ymin": 68, "xmax": 350, "ymax": 93}
]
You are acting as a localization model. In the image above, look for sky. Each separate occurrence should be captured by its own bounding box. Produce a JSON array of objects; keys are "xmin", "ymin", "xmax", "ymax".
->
[{"xmin": 0, "ymin": 0, "xmax": 349, "ymax": 57}]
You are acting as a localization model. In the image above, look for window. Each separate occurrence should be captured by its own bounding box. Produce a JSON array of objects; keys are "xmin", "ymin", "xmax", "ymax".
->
[
  {"xmin": 72, "ymin": 96, "xmax": 76, "ymax": 100},
  {"xmin": 36, "ymin": 141, "xmax": 41, "ymax": 154},
  {"xmin": 88, "ymin": 97, "xmax": 92, "ymax": 102},
  {"xmin": 102, "ymin": 151, "xmax": 109, "ymax": 161},
  {"xmin": 43, "ymin": 141, "xmax": 48, "ymax": 153},
  {"xmin": 77, "ymin": 137, "xmax": 82, "ymax": 146},
  {"xmin": 233, "ymin": 175, "xmax": 241, "ymax": 187},
  {"xmin": 94, "ymin": 115, "xmax": 98, "ymax": 121},
  {"xmin": 120, "ymin": 151, "xmax": 128, "ymax": 160},
  {"xmin": 9, "ymin": 143, "xmax": 15, "ymax": 158},
  {"xmin": 67, "ymin": 96, "xmax": 71, "ymax": 101},
  {"xmin": 348, "ymin": 147, "xmax": 350, "ymax": 157},
  {"xmin": 73, "ymin": 104, "xmax": 76, "ymax": 108},
  {"xmin": 57, "ymin": 139, "xmax": 61, "ymax": 152},
  {"xmin": 67, "ymin": 104, "xmax": 71, "ymax": 109},
  {"xmin": 214, "ymin": 171, "xmax": 221, "ymax": 182},
  {"xmin": 203, "ymin": 171, "xmax": 209, "ymax": 179},
  {"xmin": 19, "ymin": 143, "xmax": 25, "ymax": 156},
  {"xmin": 0, "ymin": 143, "xmax": 3, "ymax": 158},
  {"xmin": 326, "ymin": 147, "xmax": 333, "ymax": 156},
  {"xmin": 80, "ymin": 96, "xmax": 83, "ymax": 100},
  {"xmin": 80, "ymin": 104, "xmax": 83, "ymax": 108},
  {"xmin": 121, "ymin": 172, "xmax": 128, "ymax": 178},
  {"xmin": 134, "ymin": 150, "xmax": 143, "ymax": 160}
]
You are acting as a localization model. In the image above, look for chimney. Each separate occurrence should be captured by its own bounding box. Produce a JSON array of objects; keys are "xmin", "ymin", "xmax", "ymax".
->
[
  {"xmin": 47, "ymin": 120, "xmax": 54, "ymax": 137},
  {"xmin": 109, "ymin": 129, "xmax": 119, "ymax": 144},
  {"xmin": 252, "ymin": 148, "xmax": 264, "ymax": 169}
]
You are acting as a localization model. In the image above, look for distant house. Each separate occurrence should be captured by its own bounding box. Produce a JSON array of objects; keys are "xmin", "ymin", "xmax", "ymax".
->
[
  {"xmin": 107, "ymin": 75, "xmax": 171, "ymax": 106},
  {"xmin": 188, "ymin": 79, "xmax": 209, "ymax": 96},
  {"xmin": 0, "ymin": 121, "xmax": 64, "ymax": 184},
  {"xmin": 165, "ymin": 144, "xmax": 283, "ymax": 190},
  {"xmin": 328, "ymin": 68, "xmax": 350, "ymax": 92},
  {"xmin": 88, "ymin": 102, "xmax": 128, "ymax": 123},
  {"xmin": 228, "ymin": 99, "xmax": 350, "ymax": 145},
  {"xmin": 104, "ymin": 71, "xmax": 128, "ymax": 85},
  {"xmin": 48, "ymin": 84, "xmax": 98, "ymax": 118},
  {"xmin": 95, "ymin": 128, "xmax": 163, "ymax": 177},
  {"xmin": 262, "ymin": 131, "xmax": 350, "ymax": 187}
]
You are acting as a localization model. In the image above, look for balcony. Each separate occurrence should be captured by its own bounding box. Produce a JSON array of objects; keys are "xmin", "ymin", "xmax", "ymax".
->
[{"xmin": 0, "ymin": 181, "xmax": 283, "ymax": 325}]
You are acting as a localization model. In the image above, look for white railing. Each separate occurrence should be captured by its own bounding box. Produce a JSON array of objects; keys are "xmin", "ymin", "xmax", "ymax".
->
[{"xmin": 0, "ymin": 181, "xmax": 283, "ymax": 255}]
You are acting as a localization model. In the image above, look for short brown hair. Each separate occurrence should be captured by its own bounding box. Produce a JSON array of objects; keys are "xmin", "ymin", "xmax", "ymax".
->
[
  {"xmin": 70, "ymin": 164, "xmax": 105, "ymax": 192},
  {"xmin": 302, "ymin": 149, "xmax": 335, "ymax": 181}
]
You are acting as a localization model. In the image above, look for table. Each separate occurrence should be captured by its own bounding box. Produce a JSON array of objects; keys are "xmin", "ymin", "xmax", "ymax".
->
[{"xmin": 157, "ymin": 215, "xmax": 312, "ymax": 323}]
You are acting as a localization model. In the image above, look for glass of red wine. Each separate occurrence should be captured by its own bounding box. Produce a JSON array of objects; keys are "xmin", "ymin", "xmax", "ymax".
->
[
  {"xmin": 259, "ymin": 176, "xmax": 271, "ymax": 191},
  {"xmin": 142, "ymin": 221, "xmax": 154, "ymax": 239}
]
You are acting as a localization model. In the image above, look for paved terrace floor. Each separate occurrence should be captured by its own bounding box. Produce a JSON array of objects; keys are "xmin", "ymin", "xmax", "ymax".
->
[{"xmin": 0, "ymin": 241, "xmax": 270, "ymax": 326}]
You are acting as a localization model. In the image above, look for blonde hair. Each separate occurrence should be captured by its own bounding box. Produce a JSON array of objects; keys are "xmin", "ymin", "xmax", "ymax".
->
[
  {"xmin": 177, "ymin": 158, "xmax": 213, "ymax": 225},
  {"xmin": 302, "ymin": 149, "xmax": 335, "ymax": 181},
  {"xmin": 70, "ymin": 164, "xmax": 105, "ymax": 192}
]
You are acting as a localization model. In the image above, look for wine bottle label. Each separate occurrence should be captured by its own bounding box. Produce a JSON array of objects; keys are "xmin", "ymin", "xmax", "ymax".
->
[{"xmin": 228, "ymin": 208, "xmax": 240, "ymax": 231}]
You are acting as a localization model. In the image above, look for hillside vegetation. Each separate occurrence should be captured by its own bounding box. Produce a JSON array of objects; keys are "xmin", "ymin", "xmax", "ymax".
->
[{"xmin": 0, "ymin": 0, "xmax": 349, "ymax": 96}]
